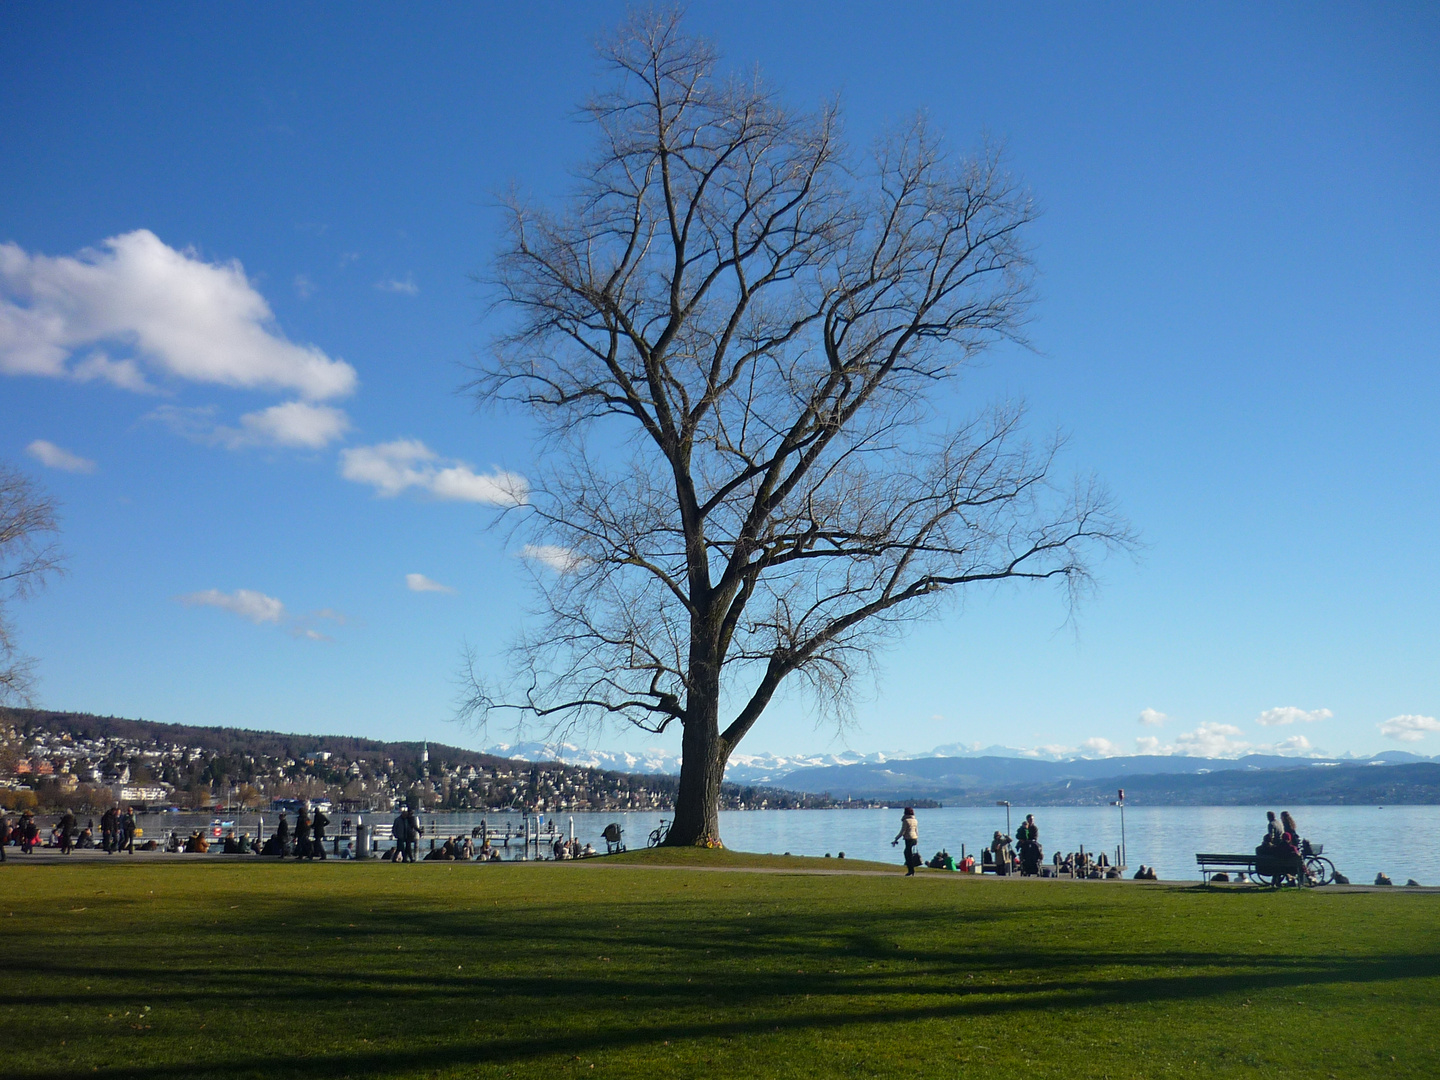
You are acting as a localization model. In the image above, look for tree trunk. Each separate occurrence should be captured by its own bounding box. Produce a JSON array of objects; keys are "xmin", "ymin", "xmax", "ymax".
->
[{"xmin": 666, "ymin": 669, "xmax": 725, "ymax": 845}]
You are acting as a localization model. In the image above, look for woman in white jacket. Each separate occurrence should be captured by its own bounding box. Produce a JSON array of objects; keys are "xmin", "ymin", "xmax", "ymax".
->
[{"xmin": 892, "ymin": 807, "xmax": 919, "ymax": 876}]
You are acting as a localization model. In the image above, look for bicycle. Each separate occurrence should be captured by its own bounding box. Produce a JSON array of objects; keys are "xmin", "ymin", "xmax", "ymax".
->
[{"xmin": 647, "ymin": 819, "xmax": 671, "ymax": 847}]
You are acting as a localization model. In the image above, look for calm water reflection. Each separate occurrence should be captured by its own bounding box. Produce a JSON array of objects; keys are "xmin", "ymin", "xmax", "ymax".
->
[{"xmin": 138, "ymin": 803, "xmax": 1438, "ymax": 883}]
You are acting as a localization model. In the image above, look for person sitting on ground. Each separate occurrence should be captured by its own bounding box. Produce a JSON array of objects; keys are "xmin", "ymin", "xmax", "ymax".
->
[
  {"xmin": 488, "ymin": 847, "xmax": 502, "ymax": 862},
  {"xmin": 959, "ymin": 853, "xmax": 975, "ymax": 873},
  {"xmin": 1096, "ymin": 851, "xmax": 1109, "ymax": 868},
  {"xmin": 223, "ymin": 830, "xmax": 242, "ymax": 854},
  {"xmin": 1133, "ymin": 864, "xmax": 1149, "ymax": 880},
  {"xmin": 582, "ymin": 842, "xmax": 596, "ymax": 857},
  {"xmin": 339, "ymin": 842, "xmax": 353, "ymax": 859},
  {"xmin": 461, "ymin": 836, "xmax": 475, "ymax": 860},
  {"xmin": 76, "ymin": 827, "xmax": 95, "ymax": 849},
  {"xmin": 184, "ymin": 830, "xmax": 209, "ymax": 853},
  {"xmin": 166, "ymin": 830, "xmax": 182, "ymax": 853}
]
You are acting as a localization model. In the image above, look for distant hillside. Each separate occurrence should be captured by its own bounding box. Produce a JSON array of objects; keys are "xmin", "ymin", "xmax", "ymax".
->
[
  {"xmin": 0, "ymin": 708, "xmax": 851, "ymax": 813},
  {"xmin": 774, "ymin": 755, "xmax": 1440, "ymax": 805}
]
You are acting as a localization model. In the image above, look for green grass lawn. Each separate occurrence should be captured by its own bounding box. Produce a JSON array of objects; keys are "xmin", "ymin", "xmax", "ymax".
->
[{"xmin": 1, "ymin": 852, "xmax": 1436, "ymax": 1079}]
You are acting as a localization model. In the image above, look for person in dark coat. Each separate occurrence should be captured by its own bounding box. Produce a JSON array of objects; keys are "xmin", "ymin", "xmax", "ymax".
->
[
  {"xmin": 100, "ymin": 807, "xmax": 117, "ymax": 853},
  {"xmin": 0, "ymin": 812, "xmax": 9, "ymax": 862},
  {"xmin": 118, "ymin": 808, "xmax": 136, "ymax": 854},
  {"xmin": 295, "ymin": 806, "xmax": 312, "ymax": 858},
  {"xmin": 311, "ymin": 807, "xmax": 329, "ymax": 860},
  {"xmin": 21, "ymin": 811, "xmax": 39, "ymax": 854},
  {"xmin": 57, "ymin": 810, "xmax": 76, "ymax": 854}
]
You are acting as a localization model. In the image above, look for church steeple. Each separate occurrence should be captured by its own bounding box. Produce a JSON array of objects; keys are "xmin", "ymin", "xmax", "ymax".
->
[{"xmin": 421, "ymin": 742, "xmax": 429, "ymax": 779}]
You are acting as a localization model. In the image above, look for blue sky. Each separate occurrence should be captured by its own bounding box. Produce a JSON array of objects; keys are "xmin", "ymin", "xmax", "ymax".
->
[{"xmin": 2, "ymin": 3, "xmax": 1437, "ymax": 760}]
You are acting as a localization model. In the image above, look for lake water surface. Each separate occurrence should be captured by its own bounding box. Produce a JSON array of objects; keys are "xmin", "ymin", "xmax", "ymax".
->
[{"xmin": 138, "ymin": 803, "xmax": 1439, "ymax": 884}]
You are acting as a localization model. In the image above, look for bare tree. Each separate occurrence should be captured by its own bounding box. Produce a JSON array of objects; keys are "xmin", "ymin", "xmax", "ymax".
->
[
  {"xmin": 465, "ymin": 12, "xmax": 1133, "ymax": 845},
  {"xmin": 0, "ymin": 462, "xmax": 63, "ymax": 705}
]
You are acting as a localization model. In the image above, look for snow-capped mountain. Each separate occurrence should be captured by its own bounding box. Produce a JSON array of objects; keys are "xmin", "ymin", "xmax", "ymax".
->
[
  {"xmin": 478, "ymin": 739, "xmax": 1068, "ymax": 784},
  {"xmin": 482, "ymin": 737, "xmax": 1436, "ymax": 786}
]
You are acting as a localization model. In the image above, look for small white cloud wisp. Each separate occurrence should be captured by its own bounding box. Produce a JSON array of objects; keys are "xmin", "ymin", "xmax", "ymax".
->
[
  {"xmin": 25, "ymin": 439, "xmax": 96, "ymax": 474},
  {"xmin": 1138, "ymin": 708, "xmax": 1168, "ymax": 727},
  {"xmin": 340, "ymin": 439, "xmax": 527, "ymax": 506},
  {"xmin": 406, "ymin": 573, "xmax": 456, "ymax": 595},
  {"xmin": 519, "ymin": 543, "xmax": 586, "ymax": 574},
  {"xmin": 176, "ymin": 588, "xmax": 343, "ymax": 641},
  {"xmin": 178, "ymin": 588, "xmax": 285, "ymax": 624},
  {"xmin": 1255, "ymin": 706, "xmax": 1332, "ymax": 727},
  {"xmin": 147, "ymin": 400, "xmax": 351, "ymax": 450},
  {"xmin": 1379, "ymin": 714, "xmax": 1440, "ymax": 743}
]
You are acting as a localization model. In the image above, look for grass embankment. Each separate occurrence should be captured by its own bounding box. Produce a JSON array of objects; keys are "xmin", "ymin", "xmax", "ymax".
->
[{"xmin": 1, "ymin": 851, "xmax": 1436, "ymax": 1079}]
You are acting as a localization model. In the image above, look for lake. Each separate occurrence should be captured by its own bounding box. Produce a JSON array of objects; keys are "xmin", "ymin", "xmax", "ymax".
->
[{"xmin": 135, "ymin": 803, "xmax": 1438, "ymax": 884}]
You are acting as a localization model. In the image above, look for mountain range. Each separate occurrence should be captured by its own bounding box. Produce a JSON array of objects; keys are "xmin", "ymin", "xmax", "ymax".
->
[{"xmin": 483, "ymin": 740, "xmax": 1440, "ymax": 804}]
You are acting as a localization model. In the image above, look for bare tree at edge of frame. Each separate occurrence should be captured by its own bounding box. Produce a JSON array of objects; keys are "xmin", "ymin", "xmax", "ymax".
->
[
  {"xmin": 0, "ymin": 462, "xmax": 63, "ymax": 706},
  {"xmin": 462, "ymin": 12, "xmax": 1135, "ymax": 846}
]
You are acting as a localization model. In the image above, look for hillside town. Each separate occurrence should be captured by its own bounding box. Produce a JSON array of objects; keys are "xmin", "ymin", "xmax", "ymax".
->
[{"xmin": 0, "ymin": 709, "xmax": 846, "ymax": 815}]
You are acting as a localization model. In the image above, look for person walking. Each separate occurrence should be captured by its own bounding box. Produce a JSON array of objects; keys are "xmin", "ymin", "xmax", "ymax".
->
[
  {"xmin": 295, "ymin": 805, "xmax": 312, "ymax": 859},
  {"xmin": 57, "ymin": 809, "xmax": 76, "ymax": 854},
  {"xmin": 20, "ymin": 810, "xmax": 38, "ymax": 853},
  {"xmin": 311, "ymin": 806, "xmax": 329, "ymax": 860},
  {"xmin": 275, "ymin": 813, "xmax": 291, "ymax": 855},
  {"xmin": 100, "ymin": 807, "xmax": 116, "ymax": 853},
  {"xmin": 119, "ymin": 807, "xmax": 136, "ymax": 854},
  {"xmin": 392, "ymin": 808, "xmax": 408, "ymax": 862},
  {"xmin": 892, "ymin": 807, "xmax": 920, "ymax": 876}
]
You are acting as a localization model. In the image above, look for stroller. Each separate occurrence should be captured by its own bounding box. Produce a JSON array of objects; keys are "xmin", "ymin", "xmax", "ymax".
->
[{"xmin": 602, "ymin": 823, "xmax": 625, "ymax": 854}]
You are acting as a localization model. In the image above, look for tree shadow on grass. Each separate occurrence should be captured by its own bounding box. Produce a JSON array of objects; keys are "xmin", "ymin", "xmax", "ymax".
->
[{"xmin": 3, "ymin": 873, "xmax": 1438, "ymax": 1079}]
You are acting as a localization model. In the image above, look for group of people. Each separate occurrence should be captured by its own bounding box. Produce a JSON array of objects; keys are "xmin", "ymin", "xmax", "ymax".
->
[
  {"xmin": 1260, "ymin": 809, "xmax": 1303, "ymax": 858},
  {"xmin": 895, "ymin": 809, "xmax": 1149, "ymax": 880},
  {"xmin": 0, "ymin": 807, "xmax": 144, "ymax": 858}
]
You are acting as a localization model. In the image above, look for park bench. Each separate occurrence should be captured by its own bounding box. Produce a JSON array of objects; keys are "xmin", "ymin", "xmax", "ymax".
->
[{"xmin": 1195, "ymin": 852, "xmax": 1257, "ymax": 883}]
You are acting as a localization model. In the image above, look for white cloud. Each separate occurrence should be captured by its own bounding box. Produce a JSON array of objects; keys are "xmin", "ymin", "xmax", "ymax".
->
[
  {"xmin": 1080, "ymin": 737, "xmax": 1120, "ymax": 757},
  {"xmin": 25, "ymin": 439, "xmax": 96, "ymax": 474},
  {"xmin": 176, "ymin": 588, "xmax": 343, "ymax": 641},
  {"xmin": 236, "ymin": 401, "xmax": 350, "ymax": 449},
  {"xmin": 1255, "ymin": 706, "xmax": 1332, "ymax": 727},
  {"xmin": 71, "ymin": 351, "xmax": 155, "ymax": 392},
  {"xmin": 340, "ymin": 439, "xmax": 527, "ymax": 505},
  {"xmin": 0, "ymin": 230, "xmax": 356, "ymax": 400},
  {"xmin": 1138, "ymin": 708, "xmax": 1168, "ymax": 727},
  {"xmin": 1270, "ymin": 735, "xmax": 1313, "ymax": 754},
  {"xmin": 520, "ymin": 543, "xmax": 586, "ymax": 573},
  {"xmin": 178, "ymin": 588, "xmax": 285, "ymax": 624},
  {"xmin": 406, "ymin": 573, "xmax": 456, "ymax": 594},
  {"xmin": 1135, "ymin": 736, "xmax": 1164, "ymax": 754},
  {"xmin": 147, "ymin": 400, "xmax": 351, "ymax": 450},
  {"xmin": 375, "ymin": 275, "xmax": 418, "ymax": 296},
  {"xmin": 1379, "ymin": 714, "xmax": 1440, "ymax": 743},
  {"xmin": 1173, "ymin": 722, "xmax": 1249, "ymax": 758}
]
